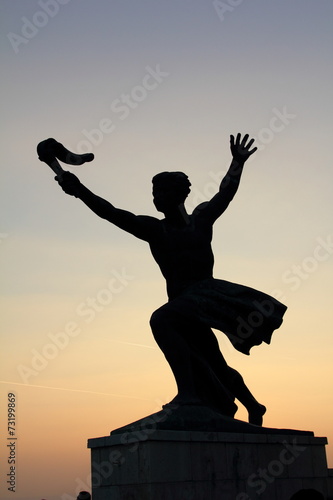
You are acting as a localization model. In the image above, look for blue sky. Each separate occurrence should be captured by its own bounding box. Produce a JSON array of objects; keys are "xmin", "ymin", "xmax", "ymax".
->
[{"xmin": 1, "ymin": 1, "xmax": 333, "ymax": 499}]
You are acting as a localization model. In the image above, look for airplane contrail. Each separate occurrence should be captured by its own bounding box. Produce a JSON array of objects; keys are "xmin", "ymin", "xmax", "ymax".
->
[
  {"xmin": 0, "ymin": 380, "xmax": 150, "ymax": 400},
  {"xmin": 112, "ymin": 340, "xmax": 156, "ymax": 349}
]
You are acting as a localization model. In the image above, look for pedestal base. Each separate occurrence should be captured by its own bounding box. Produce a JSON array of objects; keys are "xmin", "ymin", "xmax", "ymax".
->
[{"xmin": 88, "ymin": 407, "xmax": 332, "ymax": 499}]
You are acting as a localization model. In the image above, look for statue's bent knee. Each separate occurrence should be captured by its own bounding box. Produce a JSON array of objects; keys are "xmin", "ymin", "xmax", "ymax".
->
[
  {"xmin": 150, "ymin": 306, "xmax": 167, "ymax": 333},
  {"xmin": 149, "ymin": 304, "xmax": 182, "ymax": 341}
]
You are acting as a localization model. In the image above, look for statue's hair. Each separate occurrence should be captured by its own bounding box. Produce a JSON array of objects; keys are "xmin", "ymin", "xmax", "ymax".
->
[{"xmin": 152, "ymin": 171, "xmax": 191, "ymax": 198}]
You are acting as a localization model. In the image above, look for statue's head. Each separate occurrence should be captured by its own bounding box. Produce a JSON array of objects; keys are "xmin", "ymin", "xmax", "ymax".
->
[{"xmin": 152, "ymin": 172, "xmax": 191, "ymax": 213}]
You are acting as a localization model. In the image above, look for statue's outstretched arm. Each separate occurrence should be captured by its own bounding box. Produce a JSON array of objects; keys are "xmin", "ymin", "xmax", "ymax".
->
[
  {"xmin": 56, "ymin": 171, "xmax": 158, "ymax": 241},
  {"xmin": 196, "ymin": 133, "xmax": 257, "ymax": 222},
  {"xmin": 37, "ymin": 138, "xmax": 157, "ymax": 239}
]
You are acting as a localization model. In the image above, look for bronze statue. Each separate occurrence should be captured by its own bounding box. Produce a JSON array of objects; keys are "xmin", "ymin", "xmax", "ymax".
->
[{"xmin": 38, "ymin": 134, "xmax": 287, "ymax": 427}]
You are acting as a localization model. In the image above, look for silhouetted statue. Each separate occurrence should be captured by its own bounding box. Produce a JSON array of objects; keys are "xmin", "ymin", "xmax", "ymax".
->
[{"xmin": 37, "ymin": 134, "xmax": 287, "ymax": 426}]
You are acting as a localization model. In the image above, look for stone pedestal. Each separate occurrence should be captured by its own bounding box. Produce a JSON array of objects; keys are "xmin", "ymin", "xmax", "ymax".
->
[{"xmin": 88, "ymin": 406, "xmax": 332, "ymax": 499}]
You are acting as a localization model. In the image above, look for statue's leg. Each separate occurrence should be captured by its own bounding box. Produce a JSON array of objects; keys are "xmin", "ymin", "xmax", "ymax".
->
[
  {"xmin": 150, "ymin": 305, "xmax": 201, "ymax": 404},
  {"xmin": 188, "ymin": 323, "xmax": 266, "ymax": 425},
  {"xmin": 189, "ymin": 351, "xmax": 237, "ymax": 417},
  {"xmin": 150, "ymin": 305, "xmax": 237, "ymax": 416},
  {"xmin": 227, "ymin": 368, "xmax": 266, "ymax": 426}
]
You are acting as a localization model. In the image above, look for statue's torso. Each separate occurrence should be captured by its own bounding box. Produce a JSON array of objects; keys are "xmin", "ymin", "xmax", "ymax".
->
[{"xmin": 148, "ymin": 214, "xmax": 214, "ymax": 299}]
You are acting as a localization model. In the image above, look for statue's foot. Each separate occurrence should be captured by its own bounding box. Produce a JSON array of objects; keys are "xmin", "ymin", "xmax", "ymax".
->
[
  {"xmin": 248, "ymin": 403, "xmax": 266, "ymax": 426},
  {"xmin": 37, "ymin": 138, "xmax": 94, "ymax": 165}
]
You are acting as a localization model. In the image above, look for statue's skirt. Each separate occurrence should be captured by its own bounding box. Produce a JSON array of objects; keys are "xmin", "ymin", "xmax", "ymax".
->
[{"xmin": 167, "ymin": 278, "xmax": 287, "ymax": 355}]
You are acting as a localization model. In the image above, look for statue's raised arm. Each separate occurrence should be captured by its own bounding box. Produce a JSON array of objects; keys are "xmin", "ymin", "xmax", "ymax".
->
[{"xmin": 196, "ymin": 133, "xmax": 257, "ymax": 223}]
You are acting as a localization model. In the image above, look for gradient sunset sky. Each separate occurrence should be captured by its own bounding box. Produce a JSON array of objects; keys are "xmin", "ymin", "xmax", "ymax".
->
[{"xmin": 1, "ymin": 1, "xmax": 333, "ymax": 499}]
